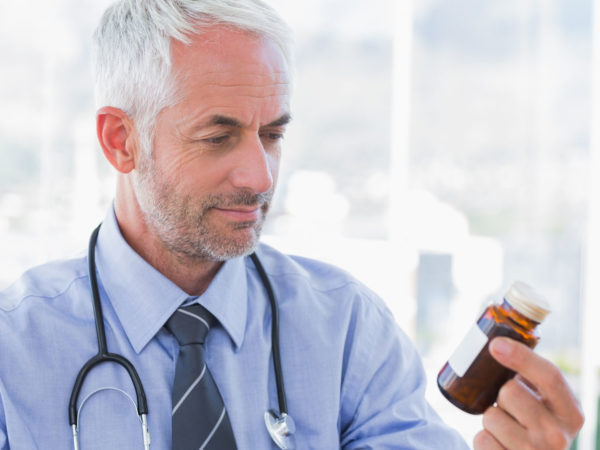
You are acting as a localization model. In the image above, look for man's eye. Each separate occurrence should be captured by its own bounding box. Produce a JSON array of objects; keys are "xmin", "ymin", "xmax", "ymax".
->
[
  {"xmin": 204, "ymin": 135, "xmax": 230, "ymax": 145},
  {"xmin": 262, "ymin": 133, "xmax": 284, "ymax": 142}
]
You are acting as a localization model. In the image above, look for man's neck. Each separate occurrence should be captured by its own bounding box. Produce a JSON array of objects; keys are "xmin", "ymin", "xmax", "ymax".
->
[{"xmin": 114, "ymin": 199, "xmax": 223, "ymax": 297}]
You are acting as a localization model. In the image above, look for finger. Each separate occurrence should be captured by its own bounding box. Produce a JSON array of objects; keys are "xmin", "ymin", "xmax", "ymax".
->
[
  {"xmin": 481, "ymin": 405, "xmax": 528, "ymax": 450},
  {"xmin": 514, "ymin": 374, "xmax": 541, "ymax": 400},
  {"xmin": 495, "ymin": 378, "xmax": 557, "ymax": 432},
  {"xmin": 489, "ymin": 337, "xmax": 583, "ymax": 432},
  {"xmin": 473, "ymin": 429, "xmax": 506, "ymax": 450}
]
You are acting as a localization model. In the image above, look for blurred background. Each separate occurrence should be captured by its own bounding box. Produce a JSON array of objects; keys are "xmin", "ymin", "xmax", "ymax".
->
[{"xmin": 0, "ymin": 0, "xmax": 598, "ymax": 447}]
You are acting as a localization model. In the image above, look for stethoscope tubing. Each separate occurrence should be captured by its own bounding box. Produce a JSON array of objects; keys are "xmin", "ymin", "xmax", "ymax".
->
[
  {"xmin": 68, "ymin": 223, "xmax": 290, "ymax": 447},
  {"xmin": 69, "ymin": 224, "xmax": 148, "ymax": 427},
  {"xmin": 250, "ymin": 252, "xmax": 288, "ymax": 416}
]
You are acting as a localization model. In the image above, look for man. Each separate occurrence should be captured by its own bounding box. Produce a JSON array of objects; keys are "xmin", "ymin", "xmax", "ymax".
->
[{"xmin": 0, "ymin": 0, "xmax": 583, "ymax": 448}]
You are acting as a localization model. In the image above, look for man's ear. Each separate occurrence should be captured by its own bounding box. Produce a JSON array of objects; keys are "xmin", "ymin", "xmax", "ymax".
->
[{"xmin": 96, "ymin": 106, "xmax": 140, "ymax": 174}]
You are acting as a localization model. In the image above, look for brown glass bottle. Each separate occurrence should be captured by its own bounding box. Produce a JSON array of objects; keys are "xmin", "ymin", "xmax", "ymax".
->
[{"xmin": 437, "ymin": 281, "xmax": 550, "ymax": 414}]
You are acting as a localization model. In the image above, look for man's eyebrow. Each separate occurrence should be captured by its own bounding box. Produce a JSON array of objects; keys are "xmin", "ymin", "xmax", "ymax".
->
[
  {"xmin": 264, "ymin": 113, "xmax": 292, "ymax": 128},
  {"xmin": 208, "ymin": 115, "xmax": 243, "ymax": 128},
  {"xmin": 200, "ymin": 113, "xmax": 292, "ymax": 129}
]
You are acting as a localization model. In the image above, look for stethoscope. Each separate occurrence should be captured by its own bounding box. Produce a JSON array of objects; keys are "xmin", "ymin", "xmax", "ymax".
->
[{"xmin": 68, "ymin": 224, "xmax": 296, "ymax": 449}]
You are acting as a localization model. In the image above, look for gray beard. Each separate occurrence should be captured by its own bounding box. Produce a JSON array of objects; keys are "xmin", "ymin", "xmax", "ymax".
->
[{"xmin": 132, "ymin": 154, "xmax": 272, "ymax": 262}]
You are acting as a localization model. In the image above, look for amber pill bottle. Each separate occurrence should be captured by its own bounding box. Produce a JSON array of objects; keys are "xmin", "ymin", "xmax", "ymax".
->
[{"xmin": 437, "ymin": 281, "xmax": 550, "ymax": 414}]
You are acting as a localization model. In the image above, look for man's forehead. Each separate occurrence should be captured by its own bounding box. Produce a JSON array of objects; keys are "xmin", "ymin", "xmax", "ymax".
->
[
  {"xmin": 171, "ymin": 25, "xmax": 289, "ymax": 78},
  {"xmin": 170, "ymin": 27, "xmax": 290, "ymax": 99},
  {"xmin": 181, "ymin": 69, "xmax": 290, "ymax": 90}
]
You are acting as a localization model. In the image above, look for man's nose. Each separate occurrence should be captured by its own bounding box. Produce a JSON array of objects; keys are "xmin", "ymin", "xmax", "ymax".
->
[{"xmin": 229, "ymin": 136, "xmax": 275, "ymax": 194}]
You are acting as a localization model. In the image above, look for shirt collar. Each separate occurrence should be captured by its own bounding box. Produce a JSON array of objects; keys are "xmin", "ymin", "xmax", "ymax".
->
[{"xmin": 95, "ymin": 206, "xmax": 248, "ymax": 353}]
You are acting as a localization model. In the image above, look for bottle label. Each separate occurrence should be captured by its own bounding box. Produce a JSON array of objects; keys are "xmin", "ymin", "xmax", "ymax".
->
[{"xmin": 448, "ymin": 323, "xmax": 488, "ymax": 377}]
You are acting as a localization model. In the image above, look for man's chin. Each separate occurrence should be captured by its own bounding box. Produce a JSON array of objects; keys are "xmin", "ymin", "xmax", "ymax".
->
[
  {"xmin": 205, "ymin": 242, "xmax": 258, "ymax": 262},
  {"xmin": 203, "ymin": 228, "xmax": 262, "ymax": 261}
]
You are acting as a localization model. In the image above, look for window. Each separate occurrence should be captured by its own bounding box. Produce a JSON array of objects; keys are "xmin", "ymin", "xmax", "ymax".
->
[{"xmin": 0, "ymin": 0, "xmax": 596, "ymax": 446}]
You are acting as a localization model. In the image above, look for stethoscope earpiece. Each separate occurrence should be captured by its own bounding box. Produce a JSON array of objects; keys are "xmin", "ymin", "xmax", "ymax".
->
[{"xmin": 264, "ymin": 410, "xmax": 296, "ymax": 450}]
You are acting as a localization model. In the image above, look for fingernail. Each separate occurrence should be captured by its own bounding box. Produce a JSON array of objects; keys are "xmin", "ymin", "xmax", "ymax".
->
[{"xmin": 491, "ymin": 337, "xmax": 511, "ymax": 356}]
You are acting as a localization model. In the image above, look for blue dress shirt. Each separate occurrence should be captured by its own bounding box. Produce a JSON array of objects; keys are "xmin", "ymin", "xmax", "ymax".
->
[{"xmin": 0, "ymin": 208, "xmax": 467, "ymax": 449}]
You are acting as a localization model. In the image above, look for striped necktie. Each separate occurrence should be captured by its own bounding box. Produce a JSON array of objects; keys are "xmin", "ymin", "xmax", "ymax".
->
[{"xmin": 166, "ymin": 304, "xmax": 237, "ymax": 449}]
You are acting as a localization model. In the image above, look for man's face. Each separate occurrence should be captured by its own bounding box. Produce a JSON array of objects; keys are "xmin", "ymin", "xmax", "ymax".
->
[{"xmin": 133, "ymin": 26, "xmax": 291, "ymax": 261}]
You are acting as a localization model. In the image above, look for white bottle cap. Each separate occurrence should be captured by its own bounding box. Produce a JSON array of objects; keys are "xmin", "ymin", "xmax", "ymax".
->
[{"xmin": 504, "ymin": 281, "xmax": 551, "ymax": 323}]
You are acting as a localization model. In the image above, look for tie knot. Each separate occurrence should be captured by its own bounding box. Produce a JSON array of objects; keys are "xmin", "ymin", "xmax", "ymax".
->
[{"xmin": 166, "ymin": 304, "xmax": 214, "ymax": 345}]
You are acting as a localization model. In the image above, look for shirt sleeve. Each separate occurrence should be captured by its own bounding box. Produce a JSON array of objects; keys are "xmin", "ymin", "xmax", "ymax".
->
[{"xmin": 339, "ymin": 292, "xmax": 468, "ymax": 449}]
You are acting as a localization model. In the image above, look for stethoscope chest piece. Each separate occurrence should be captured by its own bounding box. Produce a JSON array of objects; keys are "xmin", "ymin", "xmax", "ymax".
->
[{"xmin": 264, "ymin": 410, "xmax": 296, "ymax": 449}]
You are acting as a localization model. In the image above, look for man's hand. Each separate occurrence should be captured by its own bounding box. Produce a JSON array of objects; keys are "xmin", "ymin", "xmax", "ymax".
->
[{"xmin": 473, "ymin": 337, "xmax": 584, "ymax": 449}]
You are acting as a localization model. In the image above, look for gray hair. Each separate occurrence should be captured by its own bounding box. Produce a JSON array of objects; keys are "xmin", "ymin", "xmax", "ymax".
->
[{"xmin": 93, "ymin": 0, "xmax": 293, "ymax": 154}]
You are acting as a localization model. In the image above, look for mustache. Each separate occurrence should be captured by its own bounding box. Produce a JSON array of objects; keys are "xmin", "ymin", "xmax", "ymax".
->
[{"xmin": 205, "ymin": 189, "xmax": 274, "ymax": 209}]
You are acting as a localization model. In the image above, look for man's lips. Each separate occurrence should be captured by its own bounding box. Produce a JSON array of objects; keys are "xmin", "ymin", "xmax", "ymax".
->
[{"xmin": 212, "ymin": 206, "xmax": 262, "ymax": 221}]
